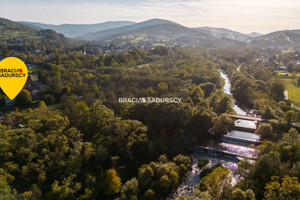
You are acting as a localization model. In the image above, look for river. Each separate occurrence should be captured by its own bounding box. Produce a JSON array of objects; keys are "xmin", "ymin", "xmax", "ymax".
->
[
  {"xmin": 220, "ymin": 70, "xmax": 260, "ymax": 140},
  {"xmin": 168, "ymin": 70, "xmax": 260, "ymax": 199}
]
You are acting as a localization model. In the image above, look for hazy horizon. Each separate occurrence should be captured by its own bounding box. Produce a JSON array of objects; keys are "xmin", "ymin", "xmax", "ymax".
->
[{"xmin": 1, "ymin": 0, "xmax": 300, "ymax": 34}]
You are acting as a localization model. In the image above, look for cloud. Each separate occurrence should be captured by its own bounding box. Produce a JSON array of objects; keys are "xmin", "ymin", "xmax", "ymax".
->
[{"xmin": 0, "ymin": 0, "xmax": 299, "ymax": 33}]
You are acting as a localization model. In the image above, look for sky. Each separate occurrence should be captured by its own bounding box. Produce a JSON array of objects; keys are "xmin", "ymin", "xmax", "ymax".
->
[{"xmin": 0, "ymin": 0, "xmax": 300, "ymax": 34}]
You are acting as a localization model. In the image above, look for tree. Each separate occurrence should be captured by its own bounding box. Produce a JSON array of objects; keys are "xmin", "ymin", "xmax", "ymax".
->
[
  {"xmin": 103, "ymin": 169, "xmax": 121, "ymax": 196},
  {"xmin": 231, "ymin": 77, "xmax": 255, "ymax": 107},
  {"xmin": 255, "ymin": 124, "xmax": 274, "ymax": 140},
  {"xmin": 262, "ymin": 106, "xmax": 276, "ymax": 119},
  {"xmin": 79, "ymin": 188, "xmax": 93, "ymax": 200},
  {"xmin": 173, "ymin": 154, "xmax": 191, "ymax": 175},
  {"xmin": 245, "ymin": 189, "xmax": 256, "ymax": 200},
  {"xmin": 67, "ymin": 101, "xmax": 90, "ymax": 133},
  {"xmin": 169, "ymin": 170, "xmax": 179, "ymax": 188},
  {"xmin": 159, "ymin": 175, "xmax": 170, "ymax": 193},
  {"xmin": 231, "ymin": 188, "xmax": 256, "ymax": 200},
  {"xmin": 50, "ymin": 173, "xmax": 81, "ymax": 200},
  {"xmin": 89, "ymin": 100, "xmax": 114, "ymax": 134},
  {"xmin": 264, "ymin": 176, "xmax": 300, "ymax": 200},
  {"xmin": 290, "ymin": 162, "xmax": 300, "ymax": 180},
  {"xmin": 213, "ymin": 114, "xmax": 233, "ymax": 137},
  {"xmin": 200, "ymin": 82, "xmax": 216, "ymax": 97},
  {"xmin": 38, "ymin": 100, "xmax": 47, "ymax": 110},
  {"xmin": 0, "ymin": 175, "xmax": 17, "ymax": 200},
  {"xmin": 216, "ymin": 95, "xmax": 233, "ymax": 113},
  {"xmin": 144, "ymin": 189, "xmax": 155, "ymax": 200},
  {"xmin": 191, "ymin": 86, "xmax": 204, "ymax": 104},
  {"xmin": 138, "ymin": 165, "xmax": 154, "ymax": 188},
  {"xmin": 198, "ymin": 166, "xmax": 232, "ymax": 199},
  {"xmin": 152, "ymin": 46, "xmax": 169, "ymax": 56},
  {"xmin": 285, "ymin": 110, "xmax": 298, "ymax": 122},
  {"xmin": 251, "ymin": 151, "xmax": 281, "ymax": 198},
  {"xmin": 120, "ymin": 178, "xmax": 139, "ymax": 200},
  {"xmin": 15, "ymin": 89, "xmax": 32, "ymax": 107},
  {"xmin": 270, "ymin": 80, "xmax": 285, "ymax": 101},
  {"xmin": 231, "ymin": 188, "xmax": 246, "ymax": 200},
  {"xmin": 43, "ymin": 94, "xmax": 56, "ymax": 105},
  {"xmin": 157, "ymin": 82, "xmax": 168, "ymax": 93},
  {"xmin": 283, "ymin": 128, "xmax": 300, "ymax": 144}
]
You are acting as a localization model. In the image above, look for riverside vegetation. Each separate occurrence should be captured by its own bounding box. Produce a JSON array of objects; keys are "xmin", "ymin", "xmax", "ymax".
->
[{"xmin": 0, "ymin": 18, "xmax": 300, "ymax": 200}]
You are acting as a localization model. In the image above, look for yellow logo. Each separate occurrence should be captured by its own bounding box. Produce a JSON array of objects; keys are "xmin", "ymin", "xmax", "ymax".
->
[{"xmin": 0, "ymin": 57, "xmax": 28, "ymax": 100}]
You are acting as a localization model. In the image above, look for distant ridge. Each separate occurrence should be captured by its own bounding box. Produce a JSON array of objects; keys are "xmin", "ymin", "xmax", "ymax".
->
[
  {"xmin": 19, "ymin": 21, "xmax": 136, "ymax": 38},
  {"xmin": 249, "ymin": 30, "xmax": 300, "ymax": 48},
  {"xmin": 78, "ymin": 18, "xmax": 215, "ymax": 46},
  {"xmin": 80, "ymin": 18, "xmax": 178, "ymax": 40},
  {"xmin": 12, "ymin": 17, "xmax": 300, "ymax": 49},
  {"xmin": 193, "ymin": 27, "xmax": 262, "ymax": 42}
]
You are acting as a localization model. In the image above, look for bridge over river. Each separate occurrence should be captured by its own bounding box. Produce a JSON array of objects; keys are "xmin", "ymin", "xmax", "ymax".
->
[
  {"xmin": 228, "ymin": 114, "xmax": 266, "ymax": 122},
  {"xmin": 168, "ymin": 70, "xmax": 261, "ymax": 199},
  {"xmin": 193, "ymin": 145, "xmax": 257, "ymax": 161}
]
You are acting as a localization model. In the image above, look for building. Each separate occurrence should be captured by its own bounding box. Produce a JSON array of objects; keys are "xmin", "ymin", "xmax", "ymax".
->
[
  {"xmin": 24, "ymin": 76, "xmax": 47, "ymax": 100},
  {"xmin": 4, "ymin": 97, "xmax": 15, "ymax": 106}
]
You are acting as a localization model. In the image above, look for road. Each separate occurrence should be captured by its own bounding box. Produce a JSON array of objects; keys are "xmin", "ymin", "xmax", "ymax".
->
[{"xmin": 292, "ymin": 104, "xmax": 300, "ymax": 111}]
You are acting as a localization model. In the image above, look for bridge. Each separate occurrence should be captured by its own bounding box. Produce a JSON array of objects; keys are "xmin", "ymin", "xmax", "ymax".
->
[
  {"xmin": 228, "ymin": 114, "xmax": 266, "ymax": 122},
  {"xmin": 228, "ymin": 114, "xmax": 268, "ymax": 130},
  {"xmin": 221, "ymin": 135, "xmax": 261, "ymax": 146},
  {"xmin": 192, "ymin": 146, "xmax": 257, "ymax": 161},
  {"xmin": 228, "ymin": 114, "xmax": 300, "ymax": 129}
]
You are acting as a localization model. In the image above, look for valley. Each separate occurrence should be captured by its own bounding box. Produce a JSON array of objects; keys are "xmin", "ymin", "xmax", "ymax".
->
[{"xmin": 0, "ymin": 15, "xmax": 300, "ymax": 200}]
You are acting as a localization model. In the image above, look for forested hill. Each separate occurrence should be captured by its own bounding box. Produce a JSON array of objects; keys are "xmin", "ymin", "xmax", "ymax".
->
[
  {"xmin": 0, "ymin": 17, "xmax": 36, "ymax": 34},
  {"xmin": 249, "ymin": 30, "xmax": 300, "ymax": 49},
  {"xmin": 0, "ymin": 17, "xmax": 71, "ymax": 49},
  {"xmin": 19, "ymin": 21, "xmax": 136, "ymax": 38},
  {"xmin": 0, "ymin": 36, "xmax": 300, "ymax": 199},
  {"xmin": 1, "ymin": 15, "xmax": 300, "ymax": 200},
  {"xmin": 5, "ymin": 17, "xmax": 300, "ymax": 50},
  {"xmin": 0, "ymin": 47, "xmax": 229, "ymax": 199}
]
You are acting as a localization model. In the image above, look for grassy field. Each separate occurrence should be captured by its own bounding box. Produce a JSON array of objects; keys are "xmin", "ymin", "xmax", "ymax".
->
[
  {"xmin": 28, "ymin": 66, "xmax": 42, "ymax": 74},
  {"xmin": 285, "ymin": 79, "xmax": 300, "ymax": 107},
  {"xmin": 0, "ymin": 29, "xmax": 43, "ymax": 39}
]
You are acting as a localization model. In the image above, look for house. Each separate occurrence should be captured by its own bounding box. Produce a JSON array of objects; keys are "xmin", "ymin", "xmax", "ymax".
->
[
  {"xmin": 24, "ymin": 76, "xmax": 47, "ymax": 100},
  {"xmin": 33, "ymin": 49, "xmax": 42, "ymax": 53},
  {"xmin": 2, "ymin": 76, "xmax": 46, "ymax": 105},
  {"xmin": 4, "ymin": 97, "xmax": 15, "ymax": 106}
]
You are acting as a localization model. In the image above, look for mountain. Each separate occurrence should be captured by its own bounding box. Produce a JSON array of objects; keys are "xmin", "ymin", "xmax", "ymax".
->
[
  {"xmin": 0, "ymin": 17, "xmax": 38, "ymax": 38},
  {"xmin": 193, "ymin": 27, "xmax": 262, "ymax": 42},
  {"xmin": 248, "ymin": 32, "xmax": 262, "ymax": 37},
  {"xmin": 5, "ymin": 17, "xmax": 300, "ymax": 50},
  {"xmin": 0, "ymin": 17, "xmax": 70, "ymax": 47},
  {"xmin": 250, "ymin": 30, "xmax": 300, "ymax": 49},
  {"xmin": 80, "ymin": 19, "xmax": 175, "ymax": 40},
  {"xmin": 79, "ymin": 18, "xmax": 215, "ymax": 46},
  {"xmin": 19, "ymin": 21, "xmax": 136, "ymax": 38}
]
